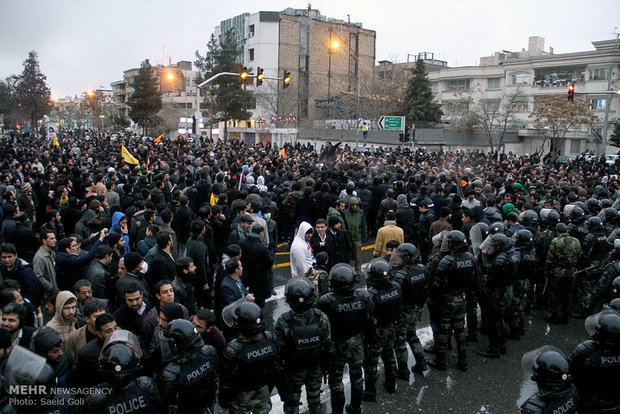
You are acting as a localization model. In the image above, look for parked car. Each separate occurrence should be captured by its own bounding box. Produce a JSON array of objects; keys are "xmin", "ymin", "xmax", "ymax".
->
[{"xmin": 605, "ymin": 155, "xmax": 619, "ymax": 166}]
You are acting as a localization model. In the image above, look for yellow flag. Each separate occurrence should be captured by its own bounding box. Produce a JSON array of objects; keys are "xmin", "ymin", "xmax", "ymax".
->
[
  {"xmin": 155, "ymin": 134, "xmax": 163, "ymax": 144},
  {"xmin": 52, "ymin": 137, "xmax": 59, "ymax": 147},
  {"xmin": 121, "ymin": 144, "xmax": 140, "ymax": 165},
  {"xmin": 280, "ymin": 148, "xmax": 286, "ymax": 158}
]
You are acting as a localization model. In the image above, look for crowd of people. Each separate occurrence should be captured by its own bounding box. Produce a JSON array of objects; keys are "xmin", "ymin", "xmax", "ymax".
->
[{"xmin": 0, "ymin": 130, "xmax": 618, "ymax": 413}]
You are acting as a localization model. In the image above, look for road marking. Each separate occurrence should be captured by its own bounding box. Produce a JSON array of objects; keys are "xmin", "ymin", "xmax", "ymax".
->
[
  {"xmin": 274, "ymin": 262, "xmax": 291, "ymax": 269},
  {"xmin": 275, "ymin": 252, "xmax": 289, "ymax": 256},
  {"xmin": 362, "ymin": 244, "xmax": 375, "ymax": 251}
]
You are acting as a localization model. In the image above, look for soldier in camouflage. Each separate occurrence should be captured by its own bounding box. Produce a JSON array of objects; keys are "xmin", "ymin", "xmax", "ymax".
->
[
  {"xmin": 317, "ymin": 263, "xmax": 374, "ymax": 414},
  {"xmin": 430, "ymin": 230, "xmax": 476, "ymax": 371},
  {"xmin": 425, "ymin": 231, "xmax": 451, "ymax": 349},
  {"xmin": 390, "ymin": 243, "xmax": 431, "ymax": 379},
  {"xmin": 574, "ymin": 217, "xmax": 611, "ymax": 317},
  {"xmin": 590, "ymin": 240, "xmax": 620, "ymax": 312},
  {"xmin": 275, "ymin": 277, "xmax": 334, "ymax": 414},
  {"xmin": 363, "ymin": 258, "xmax": 401, "ymax": 401},
  {"xmin": 544, "ymin": 223, "xmax": 581, "ymax": 325}
]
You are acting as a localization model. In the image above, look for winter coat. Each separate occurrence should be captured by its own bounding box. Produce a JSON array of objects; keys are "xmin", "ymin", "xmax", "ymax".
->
[
  {"xmin": 44, "ymin": 290, "xmax": 77, "ymax": 344},
  {"xmin": 239, "ymin": 233, "xmax": 274, "ymax": 306},
  {"xmin": 33, "ymin": 246, "xmax": 57, "ymax": 295},
  {"xmin": 111, "ymin": 212, "xmax": 130, "ymax": 254},
  {"xmin": 290, "ymin": 222, "xmax": 316, "ymax": 278},
  {"xmin": 374, "ymin": 222, "xmax": 404, "ymax": 257}
]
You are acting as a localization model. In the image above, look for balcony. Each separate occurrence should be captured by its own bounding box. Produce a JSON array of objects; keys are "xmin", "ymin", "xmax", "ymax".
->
[{"xmin": 534, "ymin": 68, "xmax": 586, "ymax": 89}]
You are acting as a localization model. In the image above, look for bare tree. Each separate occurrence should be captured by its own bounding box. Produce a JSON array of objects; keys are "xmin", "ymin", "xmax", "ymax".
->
[{"xmin": 472, "ymin": 88, "xmax": 525, "ymax": 153}]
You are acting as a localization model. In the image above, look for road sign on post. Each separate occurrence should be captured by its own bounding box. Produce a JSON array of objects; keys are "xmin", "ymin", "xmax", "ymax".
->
[{"xmin": 378, "ymin": 116, "xmax": 405, "ymax": 131}]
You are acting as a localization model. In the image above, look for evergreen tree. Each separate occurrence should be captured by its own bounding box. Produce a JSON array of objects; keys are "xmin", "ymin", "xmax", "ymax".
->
[
  {"xmin": 16, "ymin": 51, "xmax": 52, "ymax": 135},
  {"xmin": 195, "ymin": 29, "xmax": 252, "ymax": 135},
  {"xmin": 610, "ymin": 122, "xmax": 620, "ymax": 148},
  {"xmin": 127, "ymin": 59, "xmax": 162, "ymax": 136},
  {"xmin": 402, "ymin": 59, "xmax": 442, "ymax": 127}
]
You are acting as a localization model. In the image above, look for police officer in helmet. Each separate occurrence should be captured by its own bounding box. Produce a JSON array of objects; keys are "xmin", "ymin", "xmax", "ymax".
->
[
  {"xmin": 317, "ymin": 263, "xmax": 374, "ymax": 414},
  {"xmin": 275, "ymin": 277, "xmax": 334, "ymax": 414},
  {"xmin": 521, "ymin": 346, "xmax": 578, "ymax": 414},
  {"xmin": 219, "ymin": 301, "xmax": 281, "ymax": 413},
  {"xmin": 430, "ymin": 230, "xmax": 476, "ymax": 371},
  {"xmin": 362, "ymin": 258, "xmax": 401, "ymax": 401},
  {"xmin": 569, "ymin": 311, "xmax": 620, "ymax": 413},
  {"xmin": 391, "ymin": 243, "xmax": 431, "ymax": 378},
  {"xmin": 159, "ymin": 319, "xmax": 218, "ymax": 414},
  {"xmin": 85, "ymin": 330, "xmax": 159, "ymax": 413}
]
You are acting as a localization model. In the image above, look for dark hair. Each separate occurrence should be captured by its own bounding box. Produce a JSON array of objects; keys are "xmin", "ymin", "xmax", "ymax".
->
[
  {"xmin": 144, "ymin": 209, "xmax": 156, "ymax": 222},
  {"xmin": 190, "ymin": 220, "xmax": 205, "ymax": 236},
  {"xmin": 225, "ymin": 244, "xmax": 241, "ymax": 258},
  {"xmin": 315, "ymin": 251, "xmax": 329, "ymax": 266},
  {"xmin": 95, "ymin": 313, "xmax": 115, "ymax": 331},
  {"xmin": 95, "ymin": 245, "xmax": 114, "ymax": 260},
  {"xmin": 175, "ymin": 257, "xmax": 193, "ymax": 275},
  {"xmin": 160, "ymin": 209, "xmax": 173, "ymax": 224},
  {"xmin": 2, "ymin": 302, "xmax": 26, "ymax": 328},
  {"xmin": 83, "ymin": 298, "xmax": 106, "ymax": 317},
  {"xmin": 225, "ymin": 257, "xmax": 241, "ymax": 274},
  {"xmin": 147, "ymin": 224, "xmax": 159, "ymax": 235},
  {"xmin": 154, "ymin": 279, "xmax": 173, "ymax": 295},
  {"xmin": 0, "ymin": 243, "xmax": 17, "ymax": 255},
  {"xmin": 463, "ymin": 209, "xmax": 475, "ymax": 220},
  {"xmin": 74, "ymin": 279, "xmax": 92, "ymax": 292},
  {"xmin": 315, "ymin": 218, "xmax": 327, "ymax": 226},
  {"xmin": 58, "ymin": 237, "xmax": 74, "ymax": 253},
  {"xmin": 0, "ymin": 288, "xmax": 18, "ymax": 309},
  {"xmin": 45, "ymin": 209, "xmax": 58, "ymax": 222},
  {"xmin": 156, "ymin": 231, "xmax": 172, "ymax": 249},
  {"xmin": 385, "ymin": 240, "xmax": 400, "ymax": 250},
  {"xmin": 40, "ymin": 229, "xmax": 55, "ymax": 242},
  {"xmin": 0, "ymin": 280, "xmax": 19, "ymax": 290},
  {"xmin": 123, "ymin": 282, "xmax": 143, "ymax": 296},
  {"xmin": 195, "ymin": 308, "xmax": 216, "ymax": 327},
  {"xmin": 251, "ymin": 224, "xmax": 264, "ymax": 234}
]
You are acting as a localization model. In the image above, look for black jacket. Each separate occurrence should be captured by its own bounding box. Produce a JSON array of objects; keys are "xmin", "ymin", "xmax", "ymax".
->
[
  {"xmin": 147, "ymin": 249, "xmax": 176, "ymax": 290},
  {"xmin": 238, "ymin": 233, "xmax": 274, "ymax": 306}
]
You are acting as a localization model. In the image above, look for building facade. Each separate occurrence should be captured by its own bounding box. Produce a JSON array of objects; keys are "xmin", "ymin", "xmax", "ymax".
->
[{"xmin": 213, "ymin": 7, "xmax": 376, "ymax": 122}]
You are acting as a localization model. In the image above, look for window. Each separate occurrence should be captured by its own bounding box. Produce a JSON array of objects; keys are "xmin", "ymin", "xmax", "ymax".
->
[
  {"xmin": 299, "ymin": 25, "xmax": 309, "ymax": 72},
  {"xmin": 570, "ymin": 139, "xmax": 581, "ymax": 154},
  {"xmin": 248, "ymin": 97, "xmax": 256, "ymax": 110},
  {"xmin": 443, "ymin": 101, "xmax": 469, "ymax": 115},
  {"xmin": 512, "ymin": 73, "xmax": 529, "ymax": 85},
  {"xmin": 511, "ymin": 102, "xmax": 528, "ymax": 112},
  {"xmin": 487, "ymin": 77, "xmax": 501, "ymax": 90},
  {"xmin": 590, "ymin": 98, "xmax": 607, "ymax": 111},
  {"xmin": 448, "ymin": 79, "xmax": 470, "ymax": 91},
  {"xmin": 431, "ymin": 82, "xmax": 438, "ymax": 93},
  {"xmin": 248, "ymin": 24, "xmax": 255, "ymax": 37},
  {"xmin": 589, "ymin": 68, "xmax": 611, "ymax": 81},
  {"xmin": 248, "ymin": 48, "xmax": 254, "ymax": 61},
  {"xmin": 484, "ymin": 100, "xmax": 500, "ymax": 113}
]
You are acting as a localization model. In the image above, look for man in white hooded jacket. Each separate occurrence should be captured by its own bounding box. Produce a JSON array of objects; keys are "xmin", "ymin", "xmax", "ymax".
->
[{"xmin": 290, "ymin": 221, "xmax": 316, "ymax": 278}]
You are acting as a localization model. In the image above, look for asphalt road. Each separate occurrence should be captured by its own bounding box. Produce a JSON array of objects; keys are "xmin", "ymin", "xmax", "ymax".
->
[{"xmin": 252, "ymin": 241, "xmax": 590, "ymax": 414}]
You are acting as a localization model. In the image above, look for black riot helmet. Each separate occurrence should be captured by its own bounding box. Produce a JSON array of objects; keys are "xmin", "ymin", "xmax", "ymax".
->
[
  {"xmin": 573, "ymin": 201, "xmax": 588, "ymax": 214},
  {"xmin": 606, "ymin": 298, "xmax": 620, "ymax": 313},
  {"xmin": 613, "ymin": 276, "xmax": 620, "ymax": 296},
  {"xmin": 540, "ymin": 208, "xmax": 561, "ymax": 226},
  {"xmin": 522, "ymin": 346, "xmax": 572, "ymax": 390},
  {"xmin": 285, "ymin": 277, "xmax": 316, "ymax": 313},
  {"xmin": 481, "ymin": 233, "xmax": 512, "ymax": 255},
  {"xmin": 604, "ymin": 207, "xmax": 618, "ymax": 223},
  {"xmin": 520, "ymin": 210, "xmax": 540, "ymax": 229},
  {"xmin": 329, "ymin": 263, "xmax": 357, "ymax": 295},
  {"xmin": 489, "ymin": 222, "xmax": 506, "ymax": 235},
  {"xmin": 159, "ymin": 319, "xmax": 203, "ymax": 354},
  {"xmin": 99, "ymin": 330, "xmax": 143, "ymax": 385},
  {"xmin": 600, "ymin": 199, "xmax": 613, "ymax": 209},
  {"xmin": 367, "ymin": 258, "xmax": 391, "ymax": 284},
  {"xmin": 393, "ymin": 243, "xmax": 420, "ymax": 265},
  {"xmin": 569, "ymin": 205, "xmax": 585, "ymax": 223},
  {"xmin": 514, "ymin": 229, "xmax": 534, "ymax": 248},
  {"xmin": 234, "ymin": 301, "xmax": 265, "ymax": 335},
  {"xmin": 586, "ymin": 198, "xmax": 601, "ymax": 214},
  {"xmin": 447, "ymin": 230, "xmax": 468, "ymax": 253},
  {"xmin": 586, "ymin": 311, "xmax": 620, "ymax": 347},
  {"xmin": 587, "ymin": 216, "xmax": 604, "ymax": 232}
]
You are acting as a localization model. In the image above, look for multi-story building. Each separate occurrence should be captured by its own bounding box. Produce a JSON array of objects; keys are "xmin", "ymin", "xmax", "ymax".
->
[
  {"xmin": 111, "ymin": 60, "xmax": 199, "ymax": 130},
  {"xmin": 376, "ymin": 37, "xmax": 620, "ymax": 155},
  {"xmin": 214, "ymin": 7, "xmax": 376, "ymax": 122}
]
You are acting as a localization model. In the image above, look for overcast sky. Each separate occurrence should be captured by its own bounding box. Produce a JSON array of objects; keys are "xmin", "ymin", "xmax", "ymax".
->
[{"xmin": 1, "ymin": 0, "xmax": 618, "ymax": 98}]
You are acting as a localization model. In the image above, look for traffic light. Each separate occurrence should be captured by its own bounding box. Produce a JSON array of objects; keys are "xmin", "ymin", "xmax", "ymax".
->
[
  {"xmin": 283, "ymin": 70, "xmax": 291, "ymax": 89},
  {"xmin": 567, "ymin": 84, "xmax": 575, "ymax": 102},
  {"xmin": 240, "ymin": 67, "xmax": 248, "ymax": 84},
  {"xmin": 256, "ymin": 67, "xmax": 264, "ymax": 86},
  {"xmin": 399, "ymin": 127, "xmax": 412, "ymax": 143}
]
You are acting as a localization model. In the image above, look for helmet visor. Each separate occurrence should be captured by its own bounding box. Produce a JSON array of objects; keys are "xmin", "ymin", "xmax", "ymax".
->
[
  {"xmin": 5, "ymin": 345, "xmax": 52, "ymax": 388},
  {"xmin": 101, "ymin": 329, "xmax": 143, "ymax": 359},
  {"xmin": 521, "ymin": 345, "xmax": 563, "ymax": 376},
  {"xmin": 222, "ymin": 298, "xmax": 249, "ymax": 328}
]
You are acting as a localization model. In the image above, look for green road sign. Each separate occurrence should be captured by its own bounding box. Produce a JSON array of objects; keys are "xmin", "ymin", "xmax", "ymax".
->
[{"xmin": 378, "ymin": 116, "xmax": 405, "ymax": 131}]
